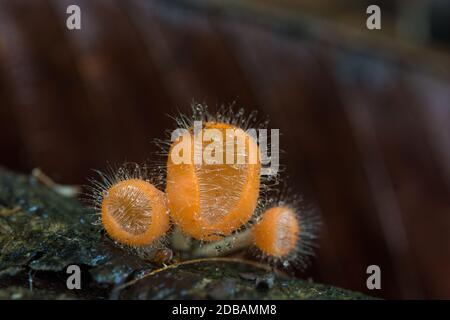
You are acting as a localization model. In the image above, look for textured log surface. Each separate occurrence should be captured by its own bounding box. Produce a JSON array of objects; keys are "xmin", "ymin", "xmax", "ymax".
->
[{"xmin": 0, "ymin": 168, "xmax": 371, "ymax": 300}]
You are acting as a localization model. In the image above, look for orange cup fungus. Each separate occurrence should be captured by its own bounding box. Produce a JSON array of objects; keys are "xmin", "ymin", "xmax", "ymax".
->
[
  {"xmin": 101, "ymin": 178, "xmax": 170, "ymax": 247},
  {"xmin": 166, "ymin": 122, "xmax": 261, "ymax": 241},
  {"xmin": 253, "ymin": 206, "xmax": 300, "ymax": 258}
]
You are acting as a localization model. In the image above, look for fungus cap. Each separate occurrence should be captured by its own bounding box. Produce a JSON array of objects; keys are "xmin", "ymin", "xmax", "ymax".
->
[
  {"xmin": 253, "ymin": 206, "xmax": 300, "ymax": 258},
  {"xmin": 166, "ymin": 122, "xmax": 260, "ymax": 241},
  {"xmin": 101, "ymin": 179, "xmax": 170, "ymax": 246}
]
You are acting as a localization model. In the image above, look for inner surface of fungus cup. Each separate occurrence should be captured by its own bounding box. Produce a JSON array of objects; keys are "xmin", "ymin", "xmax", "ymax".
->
[
  {"xmin": 101, "ymin": 179, "xmax": 170, "ymax": 246},
  {"xmin": 166, "ymin": 122, "xmax": 261, "ymax": 241},
  {"xmin": 253, "ymin": 206, "xmax": 300, "ymax": 258}
]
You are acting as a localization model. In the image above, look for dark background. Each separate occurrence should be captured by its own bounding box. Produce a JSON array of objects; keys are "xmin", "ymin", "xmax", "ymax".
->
[{"xmin": 0, "ymin": 0, "xmax": 449, "ymax": 299}]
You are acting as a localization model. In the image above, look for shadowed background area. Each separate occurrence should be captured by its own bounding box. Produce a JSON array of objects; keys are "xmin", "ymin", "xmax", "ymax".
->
[{"xmin": 0, "ymin": 0, "xmax": 449, "ymax": 299}]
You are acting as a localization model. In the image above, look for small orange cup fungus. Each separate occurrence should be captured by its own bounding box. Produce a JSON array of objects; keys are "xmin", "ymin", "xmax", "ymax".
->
[
  {"xmin": 166, "ymin": 122, "xmax": 261, "ymax": 241},
  {"xmin": 253, "ymin": 206, "xmax": 300, "ymax": 258},
  {"xmin": 101, "ymin": 179, "xmax": 170, "ymax": 247}
]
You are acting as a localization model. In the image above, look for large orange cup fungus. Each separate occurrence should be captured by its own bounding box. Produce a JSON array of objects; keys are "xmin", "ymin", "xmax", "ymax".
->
[
  {"xmin": 166, "ymin": 122, "xmax": 261, "ymax": 241},
  {"xmin": 101, "ymin": 179, "xmax": 170, "ymax": 246}
]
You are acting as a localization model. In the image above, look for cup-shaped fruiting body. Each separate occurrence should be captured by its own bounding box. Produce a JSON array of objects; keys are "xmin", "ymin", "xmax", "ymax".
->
[
  {"xmin": 166, "ymin": 122, "xmax": 261, "ymax": 241},
  {"xmin": 252, "ymin": 204, "xmax": 320, "ymax": 268},
  {"xmin": 101, "ymin": 178, "xmax": 170, "ymax": 247},
  {"xmin": 253, "ymin": 206, "xmax": 299, "ymax": 258}
]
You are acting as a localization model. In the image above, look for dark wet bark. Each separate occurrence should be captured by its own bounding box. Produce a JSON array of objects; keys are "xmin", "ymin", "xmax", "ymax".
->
[{"xmin": 0, "ymin": 168, "xmax": 372, "ymax": 299}]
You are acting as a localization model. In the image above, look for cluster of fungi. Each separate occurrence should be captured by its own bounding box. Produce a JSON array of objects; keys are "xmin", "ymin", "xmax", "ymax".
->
[{"xmin": 89, "ymin": 105, "xmax": 319, "ymax": 269}]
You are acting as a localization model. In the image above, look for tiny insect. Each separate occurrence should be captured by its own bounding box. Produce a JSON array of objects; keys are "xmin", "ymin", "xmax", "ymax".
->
[{"xmin": 153, "ymin": 247, "xmax": 174, "ymax": 265}]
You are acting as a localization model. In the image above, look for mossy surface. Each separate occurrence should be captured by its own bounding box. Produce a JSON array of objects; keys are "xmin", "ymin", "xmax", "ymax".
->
[{"xmin": 0, "ymin": 168, "xmax": 373, "ymax": 300}]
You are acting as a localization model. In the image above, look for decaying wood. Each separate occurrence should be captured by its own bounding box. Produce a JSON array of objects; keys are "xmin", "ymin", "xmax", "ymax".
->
[{"xmin": 0, "ymin": 168, "xmax": 372, "ymax": 299}]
